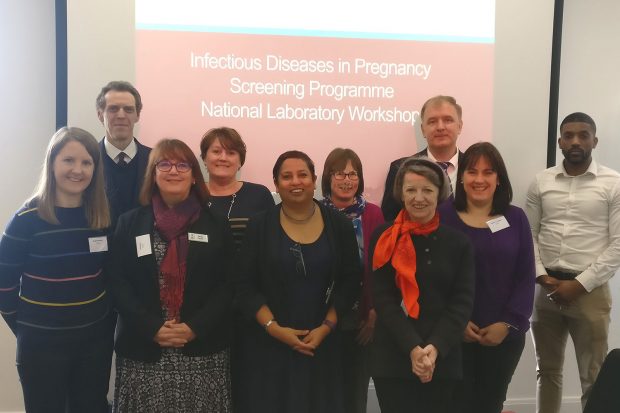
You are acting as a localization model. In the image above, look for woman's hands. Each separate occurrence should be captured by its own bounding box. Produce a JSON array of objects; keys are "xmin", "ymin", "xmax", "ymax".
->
[
  {"xmin": 463, "ymin": 320, "xmax": 509, "ymax": 346},
  {"xmin": 410, "ymin": 344, "xmax": 438, "ymax": 383},
  {"xmin": 267, "ymin": 322, "xmax": 333, "ymax": 357},
  {"xmin": 267, "ymin": 323, "xmax": 313, "ymax": 356},
  {"xmin": 153, "ymin": 320, "xmax": 197, "ymax": 348}
]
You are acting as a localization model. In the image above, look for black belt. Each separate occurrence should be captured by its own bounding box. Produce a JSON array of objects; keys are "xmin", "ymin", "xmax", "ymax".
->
[{"xmin": 545, "ymin": 268, "xmax": 580, "ymax": 280}]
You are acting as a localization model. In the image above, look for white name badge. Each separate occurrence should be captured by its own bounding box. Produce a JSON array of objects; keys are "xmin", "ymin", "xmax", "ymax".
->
[
  {"xmin": 487, "ymin": 216, "xmax": 510, "ymax": 233},
  {"xmin": 188, "ymin": 233, "xmax": 209, "ymax": 243},
  {"xmin": 135, "ymin": 234, "xmax": 152, "ymax": 257},
  {"xmin": 88, "ymin": 236, "xmax": 108, "ymax": 253}
]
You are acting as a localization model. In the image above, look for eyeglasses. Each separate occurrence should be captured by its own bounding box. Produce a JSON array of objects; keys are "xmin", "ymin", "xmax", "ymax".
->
[
  {"xmin": 333, "ymin": 171, "xmax": 359, "ymax": 181},
  {"xmin": 155, "ymin": 160, "xmax": 192, "ymax": 173},
  {"xmin": 289, "ymin": 243, "xmax": 307, "ymax": 277}
]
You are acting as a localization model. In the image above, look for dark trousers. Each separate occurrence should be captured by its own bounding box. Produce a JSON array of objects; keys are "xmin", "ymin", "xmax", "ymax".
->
[
  {"xmin": 340, "ymin": 329, "xmax": 370, "ymax": 413},
  {"xmin": 374, "ymin": 377, "xmax": 456, "ymax": 413},
  {"xmin": 16, "ymin": 332, "xmax": 113, "ymax": 413},
  {"xmin": 454, "ymin": 335, "xmax": 525, "ymax": 413},
  {"xmin": 584, "ymin": 348, "xmax": 620, "ymax": 413}
]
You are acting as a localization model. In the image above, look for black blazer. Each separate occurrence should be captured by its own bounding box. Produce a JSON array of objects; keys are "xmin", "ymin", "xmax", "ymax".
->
[
  {"xmin": 368, "ymin": 222, "xmax": 474, "ymax": 380},
  {"xmin": 380, "ymin": 148, "xmax": 465, "ymax": 220},
  {"xmin": 235, "ymin": 201, "xmax": 361, "ymax": 325},
  {"xmin": 106, "ymin": 205, "xmax": 234, "ymax": 362}
]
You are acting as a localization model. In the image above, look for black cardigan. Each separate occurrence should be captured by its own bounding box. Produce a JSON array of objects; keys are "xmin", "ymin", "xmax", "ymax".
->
[
  {"xmin": 235, "ymin": 201, "xmax": 361, "ymax": 325},
  {"xmin": 369, "ymin": 222, "xmax": 475, "ymax": 380},
  {"xmin": 106, "ymin": 205, "xmax": 235, "ymax": 362}
]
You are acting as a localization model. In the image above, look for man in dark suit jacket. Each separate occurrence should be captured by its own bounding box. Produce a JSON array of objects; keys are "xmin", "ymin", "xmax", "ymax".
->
[
  {"xmin": 96, "ymin": 81, "xmax": 152, "ymax": 224},
  {"xmin": 380, "ymin": 95, "xmax": 464, "ymax": 220}
]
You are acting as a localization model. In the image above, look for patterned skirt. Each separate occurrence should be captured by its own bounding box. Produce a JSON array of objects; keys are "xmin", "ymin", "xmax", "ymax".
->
[{"xmin": 113, "ymin": 348, "xmax": 232, "ymax": 413}]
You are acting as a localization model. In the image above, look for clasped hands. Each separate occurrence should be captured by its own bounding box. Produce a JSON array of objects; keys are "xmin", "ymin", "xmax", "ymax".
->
[
  {"xmin": 463, "ymin": 321, "xmax": 509, "ymax": 346},
  {"xmin": 267, "ymin": 321, "xmax": 331, "ymax": 357},
  {"xmin": 154, "ymin": 320, "xmax": 196, "ymax": 348},
  {"xmin": 410, "ymin": 344, "xmax": 437, "ymax": 383},
  {"xmin": 538, "ymin": 274, "xmax": 586, "ymax": 306}
]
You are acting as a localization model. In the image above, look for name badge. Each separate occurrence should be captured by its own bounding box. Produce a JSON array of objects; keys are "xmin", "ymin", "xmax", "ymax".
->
[
  {"xmin": 88, "ymin": 236, "xmax": 108, "ymax": 253},
  {"xmin": 135, "ymin": 234, "xmax": 152, "ymax": 257},
  {"xmin": 188, "ymin": 233, "xmax": 209, "ymax": 243},
  {"xmin": 487, "ymin": 216, "xmax": 510, "ymax": 233}
]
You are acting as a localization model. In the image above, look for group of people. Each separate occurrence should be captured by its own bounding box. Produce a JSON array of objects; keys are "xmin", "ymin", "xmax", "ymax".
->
[{"xmin": 0, "ymin": 83, "xmax": 618, "ymax": 413}]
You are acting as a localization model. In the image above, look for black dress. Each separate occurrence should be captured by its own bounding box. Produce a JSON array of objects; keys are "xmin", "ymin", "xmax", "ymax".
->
[{"xmin": 235, "ymin": 203, "xmax": 360, "ymax": 413}]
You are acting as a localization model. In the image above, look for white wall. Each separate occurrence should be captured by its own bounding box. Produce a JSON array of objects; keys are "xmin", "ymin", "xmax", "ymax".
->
[
  {"xmin": 553, "ymin": 0, "xmax": 620, "ymax": 407},
  {"xmin": 0, "ymin": 1, "xmax": 56, "ymax": 411}
]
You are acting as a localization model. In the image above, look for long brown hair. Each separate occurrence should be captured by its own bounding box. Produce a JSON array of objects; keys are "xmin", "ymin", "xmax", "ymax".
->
[
  {"xmin": 140, "ymin": 138, "xmax": 209, "ymax": 206},
  {"xmin": 28, "ymin": 127, "xmax": 110, "ymax": 229}
]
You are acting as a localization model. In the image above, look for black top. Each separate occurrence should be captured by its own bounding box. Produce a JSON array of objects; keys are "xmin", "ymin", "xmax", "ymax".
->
[
  {"xmin": 368, "ymin": 222, "xmax": 475, "ymax": 380},
  {"xmin": 208, "ymin": 181, "xmax": 274, "ymax": 249},
  {"xmin": 106, "ymin": 205, "xmax": 235, "ymax": 362},
  {"xmin": 235, "ymin": 201, "xmax": 361, "ymax": 322}
]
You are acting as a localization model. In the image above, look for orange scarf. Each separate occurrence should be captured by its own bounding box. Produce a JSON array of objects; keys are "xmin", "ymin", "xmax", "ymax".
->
[{"xmin": 372, "ymin": 210, "xmax": 440, "ymax": 319}]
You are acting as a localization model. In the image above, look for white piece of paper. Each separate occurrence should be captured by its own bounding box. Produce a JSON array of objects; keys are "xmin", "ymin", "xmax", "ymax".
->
[
  {"xmin": 135, "ymin": 234, "xmax": 152, "ymax": 257},
  {"xmin": 88, "ymin": 236, "xmax": 108, "ymax": 253},
  {"xmin": 188, "ymin": 232, "xmax": 209, "ymax": 243},
  {"xmin": 487, "ymin": 216, "xmax": 510, "ymax": 233}
]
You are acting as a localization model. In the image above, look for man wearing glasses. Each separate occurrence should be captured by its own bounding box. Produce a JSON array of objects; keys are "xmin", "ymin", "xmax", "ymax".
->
[
  {"xmin": 380, "ymin": 95, "xmax": 464, "ymax": 220},
  {"xmin": 96, "ymin": 81, "xmax": 151, "ymax": 224}
]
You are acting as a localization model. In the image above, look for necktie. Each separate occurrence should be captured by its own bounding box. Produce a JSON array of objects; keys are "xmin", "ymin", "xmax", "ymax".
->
[
  {"xmin": 437, "ymin": 161, "xmax": 453, "ymax": 195},
  {"xmin": 117, "ymin": 152, "xmax": 128, "ymax": 166}
]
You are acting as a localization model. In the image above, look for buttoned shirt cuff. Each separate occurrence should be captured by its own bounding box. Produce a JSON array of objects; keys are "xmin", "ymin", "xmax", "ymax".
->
[
  {"xmin": 575, "ymin": 270, "xmax": 601, "ymax": 293},
  {"xmin": 535, "ymin": 263, "xmax": 547, "ymax": 278}
]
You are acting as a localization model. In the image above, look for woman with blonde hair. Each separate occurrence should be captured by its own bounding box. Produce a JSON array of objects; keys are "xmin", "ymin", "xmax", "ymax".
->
[{"xmin": 0, "ymin": 127, "xmax": 113, "ymax": 413}]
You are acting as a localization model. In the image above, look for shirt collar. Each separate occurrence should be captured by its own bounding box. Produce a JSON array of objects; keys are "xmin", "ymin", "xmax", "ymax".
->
[
  {"xmin": 426, "ymin": 148, "xmax": 459, "ymax": 170},
  {"xmin": 557, "ymin": 158, "xmax": 598, "ymax": 177},
  {"xmin": 104, "ymin": 138, "xmax": 138, "ymax": 162}
]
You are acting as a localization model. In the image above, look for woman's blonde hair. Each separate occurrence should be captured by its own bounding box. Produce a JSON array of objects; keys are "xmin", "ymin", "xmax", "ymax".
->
[{"xmin": 28, "ymin": 127, "xmax": 110, "ymax": 229}]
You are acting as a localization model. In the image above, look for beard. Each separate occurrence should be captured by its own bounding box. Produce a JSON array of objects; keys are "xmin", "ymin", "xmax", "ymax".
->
[{"xmin": 562, "ymin": 147, "xmax": 591, "ymax": 165}]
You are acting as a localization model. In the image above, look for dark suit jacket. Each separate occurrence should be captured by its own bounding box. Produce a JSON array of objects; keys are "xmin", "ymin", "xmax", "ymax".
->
[
  {"xmin": 99, "ymin": 138, "xmax": 151, "ymax": 223},
  {"xmin": 106, "ymin": 205, "xmax": 234, "ymax": 362},
  {"xmin": 380, "ymin": 148, "xmax": 464, "ymax": 220},
  {"xmin": 368, "ymin": 222, "xmax": 474, "ymax": 380},
  {"xmin": 235, "ymin": 201, "xmax": 361, "ymax": 324}
]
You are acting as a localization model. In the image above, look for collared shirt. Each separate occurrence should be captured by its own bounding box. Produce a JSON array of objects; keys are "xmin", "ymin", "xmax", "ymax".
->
[
  {"xmin": 104, "ymin": 138, "xmax": 138, "ymax": 164},
  {"xmin": 427, "ymin": 149, "xmax": 459, "ymax": 194},
  {"xmin": 525, "ymin": 159, "xmax": 620, "ymax": 292}
]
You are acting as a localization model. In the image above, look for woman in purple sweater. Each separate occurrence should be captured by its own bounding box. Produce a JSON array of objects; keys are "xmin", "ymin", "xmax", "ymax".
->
[
  {"xmin": 320, "ymin": 148, "xmax": 384, "ymax": 413},
  {"xmin": 438, "ymin": 142, "xmax": 535, "ymax": 413}
]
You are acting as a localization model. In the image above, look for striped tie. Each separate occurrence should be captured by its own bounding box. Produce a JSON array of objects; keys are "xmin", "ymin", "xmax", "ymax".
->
[{"xmin": 117, "ymin": 152, "xmax": 128, "ymax": 166}]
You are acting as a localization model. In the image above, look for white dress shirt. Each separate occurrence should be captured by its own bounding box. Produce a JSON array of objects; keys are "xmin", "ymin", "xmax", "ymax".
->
[
  {"xmin": 104, "ymin": 138, "xmax": 138, "ymax": 163},
  {"xmin": 525, "ymin": 159, "xmax": 620, "ymax": 292}
]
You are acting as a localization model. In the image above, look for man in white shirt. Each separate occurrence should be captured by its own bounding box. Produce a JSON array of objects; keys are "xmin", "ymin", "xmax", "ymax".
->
[
  {"xmin": 96, "ymin": 81, "xmax": 151, "ymax": 224},
  {"xmin": 380, "ymin": 95, "xmax": 464, "ymax": 220},
  {"xmin": 526, "ymin": 112, "xmax": 620, "ymax": 413}
]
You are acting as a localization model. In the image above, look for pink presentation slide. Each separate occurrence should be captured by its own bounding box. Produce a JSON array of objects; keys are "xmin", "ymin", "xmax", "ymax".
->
[{"xmin": 136, "ymin": 30, "xmax": 493, "ymax": 202}]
